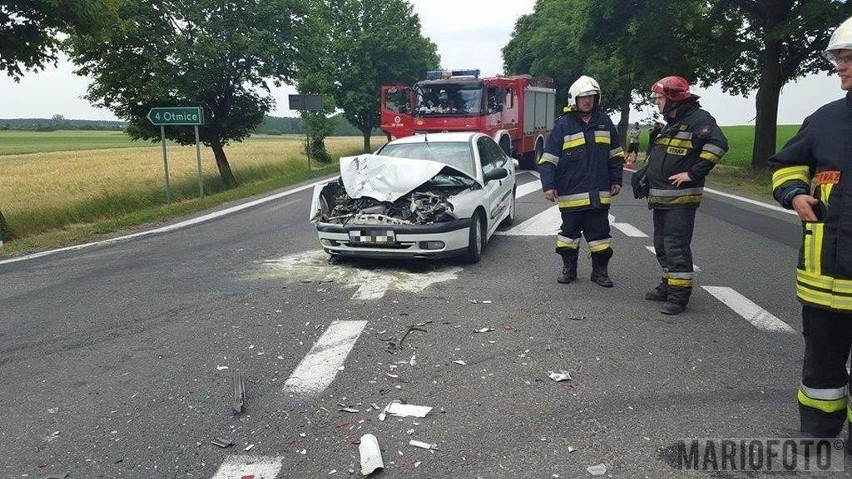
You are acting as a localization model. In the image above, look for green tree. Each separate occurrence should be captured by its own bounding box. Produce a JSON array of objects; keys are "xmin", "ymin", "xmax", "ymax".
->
[
  {"xmin": 698, "ymin": 0, "xmax": 851, "ymax": 169},
  {"xmin": 0, "ymin": 0, "xmax": 118, "ymax": 80},
  {"xmin": 66, "ymin": 0, "xmax": 321, "ymax": 188},
  {"xmin": 503, "ymin": 0, "xmax": 704, "ymax": 141},
  {"xmin": 312, "ymin": 0, "xmax": 439, "ymax": 152}
]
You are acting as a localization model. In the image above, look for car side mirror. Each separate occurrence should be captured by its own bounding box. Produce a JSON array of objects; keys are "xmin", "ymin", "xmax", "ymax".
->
[{"xmin": 484, "ymin": 167, "xmax": 509, "ymax": 182}]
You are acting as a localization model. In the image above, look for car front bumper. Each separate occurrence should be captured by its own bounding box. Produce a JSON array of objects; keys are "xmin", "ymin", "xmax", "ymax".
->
[{"xmin": 316, "ymin": 218, "xmax": 472, "ymax": 259}]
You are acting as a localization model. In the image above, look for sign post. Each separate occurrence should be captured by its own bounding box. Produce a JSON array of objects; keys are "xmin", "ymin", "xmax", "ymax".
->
[
  {"xmin": 147, "ymin": 106, "xmax": 205, "ymax": 202},
  {"xmin": 288, "ymin": 94, "xmax": 324, "ymax": 170}
]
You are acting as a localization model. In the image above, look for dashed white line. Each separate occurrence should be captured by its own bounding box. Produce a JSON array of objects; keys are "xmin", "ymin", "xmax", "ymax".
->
[
  {"xmin": 702, "ymin": 286, "xmax": 794, "ymax": 333},
  {"xmin": 211, "ymin": 455, "xmax": 283, "ymax": 479},
  {"xmin": 611, "ymin": 223, "xmax": 648, "ymax": 237},
  {"xmin": 496, "ymin": 206, "xmax": 560, "ymax": 236},
  {"xmin": 283, "ymin": 320, "xmax": 367, "ymax": 396},
  {"xmin": 645, "ymin": 246, "xmax": 701, "ymax": 272}
]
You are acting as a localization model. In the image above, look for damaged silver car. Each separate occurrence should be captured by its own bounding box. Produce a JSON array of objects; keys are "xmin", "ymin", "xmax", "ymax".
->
[{"xmin": 308, "ymin": 132, "xmax": 516, "ymax": 262}]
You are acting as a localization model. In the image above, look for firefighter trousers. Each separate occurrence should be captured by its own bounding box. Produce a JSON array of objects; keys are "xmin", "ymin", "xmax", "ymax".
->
[
  {"xmin": 798, "ymin": 305, "xmax": 852, "ymax": 437},
  {"xmin": 555, "ymin": 208, "xmax": 611, "ymax": 253},
  {"xmin": 652, "ymin": 208, "xmax": 695, "ymax": 305}
]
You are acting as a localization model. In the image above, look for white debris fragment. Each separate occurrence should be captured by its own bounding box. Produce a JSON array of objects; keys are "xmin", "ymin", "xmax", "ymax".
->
[
  {"xmin": 548, "ymin": 370, "xmax": 572, "ymax": 382},
  {"xmin": 586, "ymin": 463, "xmax": 606, "ymax": 476},
  {"xmin": 386, "ymin": 402, "xmax": 432, "ymax": 418},
  {"xmin": 328, "ymin": 470, "xmax": 336, "ymax": 475},
  {"xmin": 474, "ymin": 328, "xmax": 494, "ymax": 333},
  {"xmin": 300, "ymin": 433, "xmax": 307, "ymax": 437},
  {"xmin": 339, "ymin": 407, "xmax": 359, "ymax": 413},
  {"xmin": 244, "ymin": 444, "xmax": 254, "ymax": 451},
  {"xmin": 409, "ymin": 440, "xmax": 436, "ymax": 450},
  {"xmin": 482, "ymin": 300, "xmax": 492, "ymax": 304},
  {"xmin": 386, "ymin": 373, "xmax": 399, "ymax": 379},
  {"xmin": 216, "ymin": 366, "xmax": 229, "ymax": 371},
  {"xmin": 378, "ymin": 400, "xmax": 400, "ymax": 421},
  {"xmin": 299, "ymin": 449, "xmax": 307, "ymax": 455},
  {"xmin": 409, "ymin": 354, "xmax": 416, "ymax": 366},
  {"xmin": 453, "ymin": 360, "xmax": 466, "ymax": 366},
  {"xmin": 568, "ymin": 446, "xmax": 577, "ymax": 453},
  {"xmin": 406, "ymin": 429, "xmax": 415, "ymax": 435},
  {"xmin": 414, "ymin": 461, "xmax": 421, "ymax": 467}
]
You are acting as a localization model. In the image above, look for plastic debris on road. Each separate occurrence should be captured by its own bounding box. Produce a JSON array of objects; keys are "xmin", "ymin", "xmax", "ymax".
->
[
  {"xmin": 359, "ymin": 434, "xmax": 385, "ymax": 476},
  {"xmin": 548, "ymin": 370, "xmax": 572, "ymax": 382},
  {"xmin": 453, "ymin": 360, "xmax": 466, "ymax": 366},
  {"xmin": 587, "ymin": 463, "xmax": 607, "ymax": 476},
  {"xmin": 386, "ymin": 402, "xmax": 432, "ymax": 418},
  {"xmin": 211, "ymin": 437, "xmax": 233, "ymax": 448},
  {"xmin": 409, "ymin": 440, "xmax": 437, "ymax": 450},
  {"xmin": 474, "ymin": 328, "xmax": 494, "ymax": 333}
]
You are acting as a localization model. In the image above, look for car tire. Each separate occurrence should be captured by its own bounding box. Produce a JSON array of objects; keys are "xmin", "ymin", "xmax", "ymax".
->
[
  {"xmin": 465, "ymin": 211, "xmax": 484, "ymax": 264},
  {"xmin": 500, "ymin": 188, "xmax": 516, "ymax": 227}
]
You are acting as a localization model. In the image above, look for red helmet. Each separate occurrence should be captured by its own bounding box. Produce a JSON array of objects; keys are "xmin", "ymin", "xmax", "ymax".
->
[{"xmin": 650, "ymin": 76, "xmax": 695, "ymax": 102}]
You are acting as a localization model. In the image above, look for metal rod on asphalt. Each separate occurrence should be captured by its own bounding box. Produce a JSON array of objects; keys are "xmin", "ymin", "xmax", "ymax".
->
[
  {"xmin": 194, "ymin": 125, "xmax": 203, "ymax": 198},
  {"xmin": 160, "ymin": 125, "xmax": 170, "ymax": 204}
]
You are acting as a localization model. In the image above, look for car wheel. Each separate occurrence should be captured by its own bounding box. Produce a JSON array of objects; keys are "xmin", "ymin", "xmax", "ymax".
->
[
  {"xmin": 500, "ymin": 188, "xmax": 516, "ymax": 227},
  {"xmin": 465, "ymin": 211, "xmax": 484, "ymax": 264}
]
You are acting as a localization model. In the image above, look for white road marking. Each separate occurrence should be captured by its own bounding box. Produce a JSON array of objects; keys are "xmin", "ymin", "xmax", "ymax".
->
[
  {"xmin": 645, "ymin": 246, "xmax": 701, "ymax": 271},
  {"xmin": 702, "ymin": 286, "xmax": 794, "ymax": 333},
  {"xmin": 611, "ymin": 223, "xmax": 648, "ymax": 237},
  {"xmin": 211, "ymin": 455, "xmax": 283, "ymax": 479},
  {"xmin": 261, "ymin": 250, "xmax": 461, "ymax": 300},
  {"xmin": 352, "ymin": 276, "xmax": 394, "ymax": 300},
  {"xmin": 284, "ymin": 320, "xmax": 367, "ymax": 396},
  {"xmin": 495, "ymin": 206, "xmax": 560, "ymax": 236},
  {"xmin": 515, "ymin": 178, "xmax": 543, "ymax": 199},
  {"xmin": 0, "ymin": 179, "xmax": 331, "ymax": 266}
]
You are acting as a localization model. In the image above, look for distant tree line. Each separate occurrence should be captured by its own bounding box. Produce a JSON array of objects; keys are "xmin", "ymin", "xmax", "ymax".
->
[{"xmin": 0, "ymin": 114, "xmax": 376, "ymax": 136}]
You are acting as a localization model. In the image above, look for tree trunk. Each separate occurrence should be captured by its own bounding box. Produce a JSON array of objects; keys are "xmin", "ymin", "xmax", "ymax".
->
[
  {"xmin": 362, "ymin": 127, "xmax": 371, "ymax": 153},
  {"xmin": 751, "ymin": 33, "xmax": 782, "ymax": 170},
  {"xmin": 617, "ymin": 99, "xmax": 631, "ymax": 147},
  {"xmin": 211, "ymin": 137, "xmax": 237, "ymax": 188}
]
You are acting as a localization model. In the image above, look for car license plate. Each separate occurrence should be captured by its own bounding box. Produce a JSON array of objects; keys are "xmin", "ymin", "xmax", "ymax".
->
[{"xmin": 348, "ymin": 229, "xmax": 396, "ymax": 245}]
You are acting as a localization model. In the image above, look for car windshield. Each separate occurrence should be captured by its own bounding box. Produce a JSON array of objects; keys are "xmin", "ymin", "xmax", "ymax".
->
[{"xmin": 377, "ymin": 141, "xmax": 476, "ymax": 178}]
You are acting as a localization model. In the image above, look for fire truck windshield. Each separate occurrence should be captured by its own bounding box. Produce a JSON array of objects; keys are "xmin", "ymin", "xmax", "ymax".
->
[{"xmin": 416, "ymin": 84, "xmax": 482, "ymax": 117}]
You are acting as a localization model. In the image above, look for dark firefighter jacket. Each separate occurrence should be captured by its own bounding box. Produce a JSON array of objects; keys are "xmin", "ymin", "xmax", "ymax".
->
[
  {"xmin": 643, "ymin": 101, "xmax": 728, "ymax": 209},
  {"xmin": 770, "ymin": 92, "xmax": 852, "ymax": 313},
  {"xmin": 538, "ymin": 109, "xmax": 624, "ymax": 212}
]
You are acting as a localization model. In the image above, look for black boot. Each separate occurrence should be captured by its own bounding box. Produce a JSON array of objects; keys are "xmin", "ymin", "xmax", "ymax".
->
[
  {"xmin": 660, "ymin": 286, "xmax": 691, "ymax": 315},
  {"xmin": 557, "ymin": 249, "xmax": 578, "ymax": 284},
  {"xmin": 590, "ymin": 248, "xmax": 613, "ymax": 288},
  {"xmin": 644, "ymin": 281, "xmax": 668, "ymax": 301}
]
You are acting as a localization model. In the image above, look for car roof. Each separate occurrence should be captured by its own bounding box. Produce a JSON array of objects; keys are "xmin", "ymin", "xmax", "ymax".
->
[{"xmin": 387, "ymin": 132, "xmax": 481, "ymax": 145}]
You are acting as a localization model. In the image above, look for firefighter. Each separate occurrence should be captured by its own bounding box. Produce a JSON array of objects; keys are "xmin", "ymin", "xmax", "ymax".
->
[
  {"xmin": 539, "ymin": 75, "xmax": 624, "ymax": 287},
  {"xmin": 769, "ymin": 15, "xmax": 852, "ymax": 441},
  {"xmin": 635, "ymin": 76, "xmax": 728, "ymax": 315}
]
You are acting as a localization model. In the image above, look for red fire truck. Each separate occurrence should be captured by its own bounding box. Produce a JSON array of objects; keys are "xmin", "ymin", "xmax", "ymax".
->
[{"xmin": 379, "ymin": 69, "xmax": 556, "ymax": 170}]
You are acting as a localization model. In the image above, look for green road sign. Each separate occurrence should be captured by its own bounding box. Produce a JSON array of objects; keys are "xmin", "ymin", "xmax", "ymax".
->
[{"xmin": 147, "ymin": 106, "xmax": 203, "ymax": 126}]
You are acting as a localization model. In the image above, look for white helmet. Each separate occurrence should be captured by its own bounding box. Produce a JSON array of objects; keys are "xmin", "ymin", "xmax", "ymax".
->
[
  {"xmin": 568, "ymin": 75, "xmax": 601, "ymax": 110},
  {"xmin": 825, "ymin": 15, "xmax": 852, "ymax": 54}
]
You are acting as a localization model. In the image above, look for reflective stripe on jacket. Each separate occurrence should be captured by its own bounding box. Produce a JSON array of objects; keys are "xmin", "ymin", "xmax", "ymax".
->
[
  {"xmin": 538, "ymin": 110, "xmax": 624, "ymax": 212},
  {"xmin": 645, "ymin": 101, "xmax": 728, "ymax": 209},
  {"xmin": 770, "ymin": 92, "xmax": 852, "ymax": 313}
]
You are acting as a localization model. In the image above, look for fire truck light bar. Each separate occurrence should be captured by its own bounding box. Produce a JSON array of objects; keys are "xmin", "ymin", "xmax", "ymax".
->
[{"xmin": 425, "ymin": 69, "xmax": 481, "ymax": 80}]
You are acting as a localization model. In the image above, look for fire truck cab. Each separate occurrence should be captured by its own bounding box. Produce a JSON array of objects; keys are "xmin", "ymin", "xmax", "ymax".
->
[{"xmin": 380, "ymin": 69, "xmax": 556, "ymax": 170}]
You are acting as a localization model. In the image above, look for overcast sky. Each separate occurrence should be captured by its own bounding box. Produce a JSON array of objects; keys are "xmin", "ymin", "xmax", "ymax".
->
[{"xmin": 0, "ymin": 0, "xmax": 844, "ymax": 126}]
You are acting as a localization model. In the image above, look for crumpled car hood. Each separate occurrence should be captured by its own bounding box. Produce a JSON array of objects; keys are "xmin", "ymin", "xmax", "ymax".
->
[{"xmin": 340, "ymin": 154, "xmax": 477, "ymax": 203}]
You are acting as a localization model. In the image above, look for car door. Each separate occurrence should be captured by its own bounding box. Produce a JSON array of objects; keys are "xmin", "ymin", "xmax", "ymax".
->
[{"xmin": 476, "ymin": 137, "xmax": 509, "ymax": 230}]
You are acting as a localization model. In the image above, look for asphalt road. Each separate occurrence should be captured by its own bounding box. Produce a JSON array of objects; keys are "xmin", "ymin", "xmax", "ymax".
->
[{"xmin": 0, "ymin": 170, "xmax": 845, "ymax": 479}]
